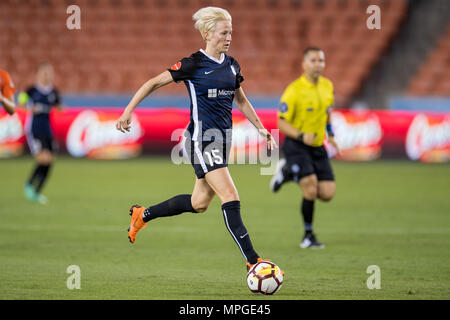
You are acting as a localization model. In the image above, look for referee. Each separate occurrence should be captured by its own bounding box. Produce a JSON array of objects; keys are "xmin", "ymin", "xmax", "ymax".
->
[{"xmin": 270, "ymin": 47, "xmax": 340, "ymax": 248}]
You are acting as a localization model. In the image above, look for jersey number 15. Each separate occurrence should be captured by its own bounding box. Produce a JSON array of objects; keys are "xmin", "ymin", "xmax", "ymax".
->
[{"xmin": 204, "ymin": 149, "xmax": 223, "ymax": 166}]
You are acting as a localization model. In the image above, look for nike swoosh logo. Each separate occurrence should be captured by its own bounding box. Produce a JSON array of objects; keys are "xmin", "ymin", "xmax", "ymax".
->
[
  {"xmin": 240, "ymin": 233, "xmax": 248, "ymax": 239},
  {"xmin": 205, "ymin": 70, "xmax": 214, "ymax": 74}
]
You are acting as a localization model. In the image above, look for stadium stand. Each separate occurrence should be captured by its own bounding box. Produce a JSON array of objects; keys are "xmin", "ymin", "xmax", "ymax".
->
[
  {"xmin": 408, "ymin": 25, "xmax": 450, "ymax": 96},
  {"xmin": 355, "ymin": 0, "xmax": 449, "ymax": 109},
  {"xmin": 0, "ymin": 0, "xmax": 407, "ymax": 107}
]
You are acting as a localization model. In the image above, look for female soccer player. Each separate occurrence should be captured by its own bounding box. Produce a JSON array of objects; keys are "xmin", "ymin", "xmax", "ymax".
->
[
  {"xmin": 115, "ymin": 7, "xmax": 276, "ymax": 271},
  {"xmin": 0, "ymin": 69, "xmax": 16, "ymax": 115},
  {"xmin": 20, "ymin": 63, "xmax": 62, "ymax": 204},
  {"xmin": 270, "ymin": 47, "xmax": 340, "ymax": 249}
]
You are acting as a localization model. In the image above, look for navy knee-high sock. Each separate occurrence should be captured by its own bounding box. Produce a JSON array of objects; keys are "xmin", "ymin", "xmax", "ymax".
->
[
  {"xmin": 222, "ymin": 201, "xmax": 259, "ymax": 264},
  {"xmin": 35, "ymin": 164, "xmax": 51, "ymax": 193},
  {"xmin": 142, "ymin": 194, "xmax": 197, "ymax": 222},
  {"xmin": 28, "ymin": 164, "xmax": 45, "ymax": 186}
]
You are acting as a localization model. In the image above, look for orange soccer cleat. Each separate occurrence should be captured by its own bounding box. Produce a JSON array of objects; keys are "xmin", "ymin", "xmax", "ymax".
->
[
  {"xmin": 127, "ymin": 205, "xmax": 147, "ymax": 244},
  {"xmin": 246, "ymin": 258, "xmax": 285, "ymax": 276},
  {"xmin": 246, "ymin": 258, "xmax": 269, "ymax": 272}
]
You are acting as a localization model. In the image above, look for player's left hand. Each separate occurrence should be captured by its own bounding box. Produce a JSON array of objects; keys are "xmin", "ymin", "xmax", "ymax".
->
[
  {"xmin": 115, "ymin": 112, "xmax": 132, "ymax": 133},
  {"xmin": 328, "ymin": 136, "xmax": 341, "ymax": 156},
  {"xmin": 259, "ymin": 128, "xmax": 277, "ymax": 151}
]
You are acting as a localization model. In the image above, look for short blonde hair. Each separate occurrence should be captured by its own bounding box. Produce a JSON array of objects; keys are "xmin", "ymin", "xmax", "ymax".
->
[{"xmin": 192, "ymin": 7, "xmax": 232, "ymax": 40}]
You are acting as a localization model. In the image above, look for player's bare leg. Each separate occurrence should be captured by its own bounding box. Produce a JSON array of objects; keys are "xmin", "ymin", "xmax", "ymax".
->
[
  {"xmin": 204, "ymin": 167, "xmax": 239, "ymax": 204},
  {"xmin": 191, "ymin": 177, "xmax": 216, "ymax": 213}
]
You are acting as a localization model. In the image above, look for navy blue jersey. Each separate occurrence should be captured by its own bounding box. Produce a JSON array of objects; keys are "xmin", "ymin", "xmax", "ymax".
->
[
  {"xmin": 168, "ymin": 49, "xmax": 244, "ymax": 143},
  {"xmin": 26, "ymin": 85, "xmax": 60, "ymax": 135}
]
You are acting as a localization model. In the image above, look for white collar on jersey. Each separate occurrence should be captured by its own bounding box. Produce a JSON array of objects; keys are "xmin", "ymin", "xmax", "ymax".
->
[
  {"xmin": 35, "ymin": 84, "xmax": 54, "ymax": 94},
  {"xmin": 200, "ymin": 49, "xmax": 225, "ymax": 64}
]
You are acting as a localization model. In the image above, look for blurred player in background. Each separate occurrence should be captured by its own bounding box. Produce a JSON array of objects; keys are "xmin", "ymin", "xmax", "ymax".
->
[
  {"xmin": 0, "ymin": 69, "xmax": 16, "ymax": 115},
  {"xmin": 116, "ymin": 7, "xmax": 279, "ymax": 272},
  {"xmin": 19, "ymin": 62, "xmax": 62, "ymax": 204},
  {"xmin": 270, "ymin": 47, "xmax": 340, "ymax": 249}
]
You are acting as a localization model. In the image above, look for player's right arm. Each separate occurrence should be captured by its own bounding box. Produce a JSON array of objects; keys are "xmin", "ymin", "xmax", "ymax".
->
[{"xmin": 116, "ymin": 71, "xmax": 174, "ymax": 133}]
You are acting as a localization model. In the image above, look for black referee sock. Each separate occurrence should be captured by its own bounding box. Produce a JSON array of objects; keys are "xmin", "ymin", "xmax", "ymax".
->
[
  {"xmin": 143, "ymin": 194, "xmax": 197, "ymax": 222},
  {"xmin": 301, "ymin": 198, "xmax": 315, "ymax": 234},
  {"xmin": 222, "ymin": 201, "xmax": 259, "ymax": 264},
  {"xmin": 35, "ymin": 164, "xmax": 51, "ymax": 193}
]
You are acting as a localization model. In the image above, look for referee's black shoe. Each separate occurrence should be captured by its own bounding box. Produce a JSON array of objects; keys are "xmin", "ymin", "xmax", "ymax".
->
[
  {"xmin": 300, "ymin": 233, "xmax": 325, "ymax": 249},
  {"xmin": 270, "ymin": 159, "xmax": 290, "ymax": 192}
]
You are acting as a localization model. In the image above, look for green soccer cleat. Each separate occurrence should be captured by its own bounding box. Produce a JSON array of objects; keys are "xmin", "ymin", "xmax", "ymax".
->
[
  {"xmin": 24, "ymin": 183, "xmax": 36, "ymax": 201},
  {"xmin": 24, "ymin": 183, "xmax": 47, "ymax": 204},
  {"xmin": 34, "ymin": 193, "xmax": 48, "ymax": 205}
]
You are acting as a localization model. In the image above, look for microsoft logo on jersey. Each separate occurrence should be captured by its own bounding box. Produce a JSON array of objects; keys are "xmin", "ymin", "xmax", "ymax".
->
[
  {"xmin": 208, "ymin": 89, "xmax": 235, "ymax": 98},
  {"xmin": 207, "ymin": 89, "xmax": 218, "ymax": 98}
]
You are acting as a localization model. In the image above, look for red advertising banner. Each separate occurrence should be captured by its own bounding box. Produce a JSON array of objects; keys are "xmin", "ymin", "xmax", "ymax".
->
[{"xmin": 0, "ymin": 108, "xmax": 448, "ymax": 163}]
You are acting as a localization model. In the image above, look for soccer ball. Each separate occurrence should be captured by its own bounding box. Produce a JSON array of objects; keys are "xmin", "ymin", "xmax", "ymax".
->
[{"xmin": 247, "ymin": 261, "xmax": 283, "ymax": 295}]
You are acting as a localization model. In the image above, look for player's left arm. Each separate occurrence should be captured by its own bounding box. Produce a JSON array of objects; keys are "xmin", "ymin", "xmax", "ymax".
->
[{"xmin": 234, "ymin": 87, "xmax": 277, "ymax": 150}]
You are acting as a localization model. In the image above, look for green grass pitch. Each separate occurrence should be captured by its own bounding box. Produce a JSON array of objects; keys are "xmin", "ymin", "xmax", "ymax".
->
[{"xmin": 0, "ymin": 156, "xmax": 449, "ymax": 299}]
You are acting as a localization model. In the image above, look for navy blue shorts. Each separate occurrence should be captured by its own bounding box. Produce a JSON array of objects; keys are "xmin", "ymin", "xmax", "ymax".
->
[
  {"xmin": 27, "ymin": 131, "xmax": 55, "ymax": 155},
  {"xmin": 184, "ymin": 139, "xmax": 231, "ymax": 179}
]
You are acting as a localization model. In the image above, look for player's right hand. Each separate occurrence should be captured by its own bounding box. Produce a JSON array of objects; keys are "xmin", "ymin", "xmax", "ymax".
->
[
  {"xmin": 115, "ymin": 112, "xmax": 132, "ymax": 133},
  {"xmin": 258, "ymin": 128, "xmax": 277, "ymax": 151}
]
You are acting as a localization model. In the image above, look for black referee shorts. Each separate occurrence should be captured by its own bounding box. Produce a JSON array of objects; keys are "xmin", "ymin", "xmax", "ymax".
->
[
  {"xmin": 184, "ymin": 138, "xmax": 231, "ymax": 179},
  {"xmin": 282, "ymin": 137, "xmax": 335, "ymax": 182}
]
